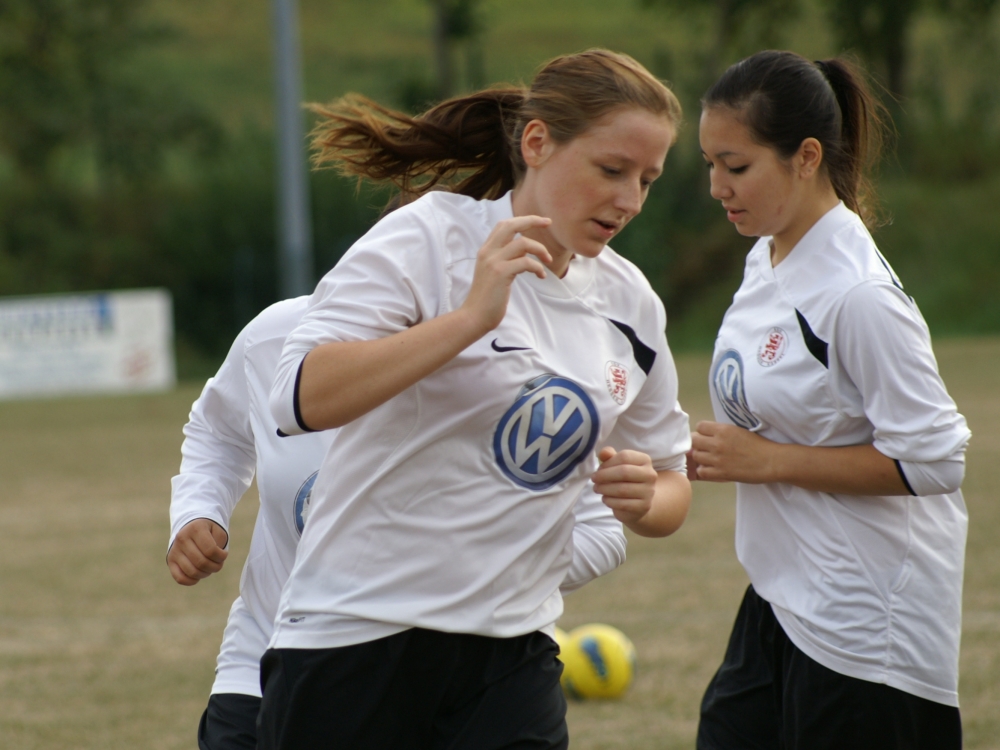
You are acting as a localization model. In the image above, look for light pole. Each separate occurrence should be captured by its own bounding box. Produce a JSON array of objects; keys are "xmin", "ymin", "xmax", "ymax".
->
[{"xmin": 272, "ymin": 0, "xmax": 314, "ymax": 298}]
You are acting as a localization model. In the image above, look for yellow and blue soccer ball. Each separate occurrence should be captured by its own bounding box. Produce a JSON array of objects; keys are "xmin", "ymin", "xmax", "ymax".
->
[{"xmin": 557, "ymin": 623, "xmax": 636, "ymax": 700}]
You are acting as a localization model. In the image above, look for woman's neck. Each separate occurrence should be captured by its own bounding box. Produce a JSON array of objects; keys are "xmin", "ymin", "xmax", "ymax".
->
[
  {"xmin": 770, "ymin": 185, "xmax": 841, "ymax": 267},
  {"xmin": 510, "ymin": 186, "xmax": 574, "ymax": 278}
]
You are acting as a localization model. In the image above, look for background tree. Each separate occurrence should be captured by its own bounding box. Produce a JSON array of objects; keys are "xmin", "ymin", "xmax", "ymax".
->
[
  {"xmin": 822, "ymin": 0, "xmax": 998, "ymax": 99},
  {"xmin": 641, "ymin": 0, "xmax": 800, "ymax": 87},
  {"xmin": 428, "ymin": 0, "xmax": 485, "ymax": 100}
]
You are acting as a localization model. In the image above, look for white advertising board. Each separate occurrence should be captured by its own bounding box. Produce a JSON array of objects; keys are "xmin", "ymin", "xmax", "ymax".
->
[{"xmin": 0, "ymin": 289, "xmax": 176, "ymax": 399}]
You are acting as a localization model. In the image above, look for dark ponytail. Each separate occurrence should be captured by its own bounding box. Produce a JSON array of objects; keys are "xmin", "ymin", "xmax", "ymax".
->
[
  {"xmin": 703, "ymin": 50, "xmax": 888, "ymax": 226},
  {"xmin": 309, "ymin": 49, "xmax": 682, "ymax": 203}
]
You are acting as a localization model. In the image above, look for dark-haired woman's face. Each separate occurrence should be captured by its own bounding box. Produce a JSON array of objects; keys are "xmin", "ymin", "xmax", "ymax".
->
[{"xmin": 699, "ymin": 106, "xmax": 801, "ymax": 242}]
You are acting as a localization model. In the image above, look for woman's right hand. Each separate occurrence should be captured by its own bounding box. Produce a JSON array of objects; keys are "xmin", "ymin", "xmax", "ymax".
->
[
  {"xmin": 292, "ymin": 216, "xmax": 554, "ymax": 432},
  {"xmin": 166, "ymin": 518, "xmax": 229, "ymax": 586},
  {"xmin": 461, "ymin": 215, "xmax": 553, "ymax": 333}
]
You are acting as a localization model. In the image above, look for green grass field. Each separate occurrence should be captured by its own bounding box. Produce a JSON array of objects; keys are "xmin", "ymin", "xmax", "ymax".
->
[{"xmin": 1, "ymin": 338, "xmax": 998, "ymax": 748}]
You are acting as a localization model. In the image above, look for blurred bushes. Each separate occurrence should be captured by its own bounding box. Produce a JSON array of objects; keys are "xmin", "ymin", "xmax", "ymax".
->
[
  {"xmin": 1, "ymin": 0, "xmax": 1000, "ymax": 377},
  {"xmin": 0, "ymin": 0, "xmax": 382, "ymax": 377}
]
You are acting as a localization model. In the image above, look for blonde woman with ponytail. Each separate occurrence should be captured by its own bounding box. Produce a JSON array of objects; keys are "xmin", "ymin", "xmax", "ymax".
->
[
  {"xmin": 260, "ymin": 50, "xmax": 693, "ymax": 749},
  {"xmin": 695, "ymin": 50, "xmax": 969, "ymax": 749}
]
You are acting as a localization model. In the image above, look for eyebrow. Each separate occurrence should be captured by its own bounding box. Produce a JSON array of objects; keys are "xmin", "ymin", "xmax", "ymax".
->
[
  {"xmin": 604, "ymin": 152, "xmax": 663, "ymax": 176},
  {"xmin": 700, "ymin": 149, "xmax": 742, "ymax": 159}
]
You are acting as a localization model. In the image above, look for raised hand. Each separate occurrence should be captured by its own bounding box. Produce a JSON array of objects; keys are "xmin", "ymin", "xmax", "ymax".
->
[{"xmin": 460, "ymin": 215, "xmax": 553, "ymax": 334}]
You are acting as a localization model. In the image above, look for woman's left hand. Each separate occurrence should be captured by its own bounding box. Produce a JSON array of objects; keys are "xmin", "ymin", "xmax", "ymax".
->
[
  {"xmin": 592, "ymin": 447, "xmax": 691, "ymax": 537},
  {"xmin": 592, "ymin": 447, "xmax": 658, "ymax": 525},
  {"xmin": 690, "ymin": 420, "xmax": 775, "ymax": 483}
]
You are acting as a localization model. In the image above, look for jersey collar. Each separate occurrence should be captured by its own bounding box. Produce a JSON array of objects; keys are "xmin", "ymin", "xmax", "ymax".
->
[{"xmin": 762, "ymin": 201, "xmax": 856, "ymax": 281}]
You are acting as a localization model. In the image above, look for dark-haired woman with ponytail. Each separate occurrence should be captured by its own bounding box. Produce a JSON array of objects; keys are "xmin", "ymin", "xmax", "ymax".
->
[
  {"xmin": 693, "ymin": 50, "xmax": 969, "ymax": 749},
  {"xmin": 259, "ymin": 50, "xmax": 693, "ymax": 749}
]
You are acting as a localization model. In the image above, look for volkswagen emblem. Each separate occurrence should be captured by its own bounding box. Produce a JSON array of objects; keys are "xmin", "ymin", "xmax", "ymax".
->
[
  {"xmin": 711, "ymin": 350, "xmax": 760, "ymax": 430},
  {"xmin": 494, "ymin": 374, "xmax": 599, "ymax": 491},
  {"xmin": 293, "ymin": 471, "xmax": 319, "ymax": 536}
]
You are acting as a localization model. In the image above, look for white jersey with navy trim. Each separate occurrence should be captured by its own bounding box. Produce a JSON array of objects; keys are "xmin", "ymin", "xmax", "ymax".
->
[
  {"xmin": 171, "ymin": 296, "xmax": 632, "ymax": 696},
  {"xmin": 170, "ymin": 297, "xmax": 334, "ymax": 696},
  {"xmin": 709, "ymin": 202, "xmax": 970, "ymax": 706},
  {"xmin": 269, "ymin": 190, "xmax": 690, "ymax": 650}
]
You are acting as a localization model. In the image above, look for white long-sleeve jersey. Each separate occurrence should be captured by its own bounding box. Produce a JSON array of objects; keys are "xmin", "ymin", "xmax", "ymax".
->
[
  {"xmin": 268, "ymin": 190, "xmax": 690, "ymax": 651},
  {"xmin": 709, "ymin": 202, "xmax": 970, "ymax": 706},
  {"xmin": 170, "ymin": 295, "xmax": 629, "ymax": 697}
]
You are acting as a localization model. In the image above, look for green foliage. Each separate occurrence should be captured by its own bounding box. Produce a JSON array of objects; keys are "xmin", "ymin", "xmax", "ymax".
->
[
  {"xmin": 875, "ymin": 175, "xmax": 1000, "ymax": 335},
  {"xmin": 1, "ymin": 0, "xmax": 1000, "ymax": 372},
  {"xmin": 641, "ymin": 0, "xmax": 802, "ymax": 84},
  {"xmin": 0, "ymin": 1, "xmax": 383, "ymax": 369}
]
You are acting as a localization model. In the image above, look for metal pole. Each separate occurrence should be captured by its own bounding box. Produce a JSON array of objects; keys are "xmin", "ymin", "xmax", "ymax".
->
[{"xmin": 272, "ymin": 0, "xmax": 314, "ymax": 298}]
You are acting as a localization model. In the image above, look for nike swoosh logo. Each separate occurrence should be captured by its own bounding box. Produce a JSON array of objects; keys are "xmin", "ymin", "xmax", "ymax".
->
[{"xmin": 491, "ymin": 338, "xmax": 531, "ymax": 352}]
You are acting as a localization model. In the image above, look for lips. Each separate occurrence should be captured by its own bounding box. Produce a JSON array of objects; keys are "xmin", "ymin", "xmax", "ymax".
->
[
  {"xmin": 591, "ymin": 219, "xmax": 619, "ymax": 238},
  {"xmin": 723, "ymin": 207, "xmax": 745, "ymax": 223}
]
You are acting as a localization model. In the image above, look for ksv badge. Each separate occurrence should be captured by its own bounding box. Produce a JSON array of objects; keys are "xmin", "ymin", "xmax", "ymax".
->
[
  {"xmin": 757, "ymin": 327, "xmax": 788, "ymax": 367},
  {"xmin": 605, "ymin": 361, "xmax": 629, "ymax": 405}
]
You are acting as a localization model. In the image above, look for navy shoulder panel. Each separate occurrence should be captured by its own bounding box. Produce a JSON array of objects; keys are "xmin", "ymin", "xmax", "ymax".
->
[
  {"xmin": 794, "ymin": 309, "xmax": 829, "ymax": 368},
  {"xmin": 609, "ymin": 319, "xmax": 656, "ymax": 376}
]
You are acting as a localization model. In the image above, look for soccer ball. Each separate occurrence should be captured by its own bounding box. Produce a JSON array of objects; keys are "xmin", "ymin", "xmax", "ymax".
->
[{"xmin": 558, "ymin": 623, "xmax": 636, "ymax": 699}]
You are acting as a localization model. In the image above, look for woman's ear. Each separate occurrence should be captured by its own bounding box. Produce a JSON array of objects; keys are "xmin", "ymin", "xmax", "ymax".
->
[
  {"xmin": 795, "ymin": 137, "xmax": 824, "ymax": 179},
  {"xmin": 521, "ymin": 119, "xmax": 555, "ymax": 168}
]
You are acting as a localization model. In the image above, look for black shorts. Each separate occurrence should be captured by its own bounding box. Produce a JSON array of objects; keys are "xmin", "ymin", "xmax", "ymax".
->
[
  {"xmin": 198, "ymin": 692, "xmax": 260, "ymax": 750},
  {"xmin": 697, "ymin": 585, "xmax": 962, "ymax": 750},
  {"xmin": 258, "ymin": 627, "xmax": 568, "ymax": 750}
]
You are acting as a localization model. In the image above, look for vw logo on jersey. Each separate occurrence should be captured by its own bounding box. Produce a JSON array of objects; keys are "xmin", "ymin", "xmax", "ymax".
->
[
  {"xmin": 293, "ymin": 471, "xmax": 319, "ymax": 536},
  {"xmin": 711, "ymin": 350, "xmax": 760, "ymax": 430},
  {"xmin": 493, "ymin": 373, "xmax": 600, "ymax": 491}
]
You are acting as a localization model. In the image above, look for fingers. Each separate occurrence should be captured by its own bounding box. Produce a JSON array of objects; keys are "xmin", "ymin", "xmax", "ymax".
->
[
  {"xmin": 694, "ymin": 420, "xmax": 723, "ymax": 436},
  {"xmin": 489, "ymin": 215, "xmax": 552, "ymax": 247},
  {"xmin": 490, "ymin": 235, "xmax": 552, "ymax": 273},
  {"xmin": 601, "ymin": 496, "xmax": 652, "ymax": 525},
  {"xmin": 693, "ymin": 465, "xmax": 728, "ymax": 482},
  {"xmin": 686, "ymin": 449, "xmax": 699, "ymax": 482},
  {"xmin": 593, "ymin": 448, "xmax": 656, "ymax": 507},
  {"xmin": 593, "ymin": 460, "xmax": 656, "ymax": 486},
  {"xmin": 167, "ymin": 559, "xmax": 199, "ymax": 586},
  {"xmin": 483, "ymin": 217, "xmax": 553, "ymax": 269},
  {"xmin": 167, "ymin": 540, "xmax": 226, "ymax": 583},
  {"xmin": 506, "ymin": 250, "xmax": 549, "ymax": 280},
  {"xmin": 165, "ymin": 519, "xmax": 229, "ymax": 586},
  {"xmin": 209, "ymin": 522, "xmax": 229, "ymax": 549},
  {"xmin": 595, "ymin": 447, "xmax": 651, "ymax": 472}
]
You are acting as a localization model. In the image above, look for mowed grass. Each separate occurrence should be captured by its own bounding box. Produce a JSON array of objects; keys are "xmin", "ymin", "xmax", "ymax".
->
[{"xmin": 0, "ymin": 339, "xmax": 998, "ymax": 749}]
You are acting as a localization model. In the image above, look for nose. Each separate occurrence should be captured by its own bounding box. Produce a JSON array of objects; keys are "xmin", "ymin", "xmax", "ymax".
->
[
  {"xmin": 709, "ymin": 168, "xmax": 731, "ymax": 202},
  {"xmin": 615, "ymin": 178, "xmax": 644, "ymax": 218}
]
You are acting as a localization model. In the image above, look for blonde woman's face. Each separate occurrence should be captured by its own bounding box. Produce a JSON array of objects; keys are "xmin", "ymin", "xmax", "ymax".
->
[{"xmin": 516, "ymin": 108, "xmax": 674, "ymax": 270}]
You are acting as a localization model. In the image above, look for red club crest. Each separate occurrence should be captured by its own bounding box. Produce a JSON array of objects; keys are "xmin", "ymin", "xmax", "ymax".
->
[
  {"xmin": 757, "ymin": 327, "xmax": 788, "ymax": 367},
  {"xmin": 605, "ymin": 361, "xmax": 629, "ymax": 405}
]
